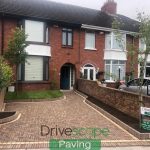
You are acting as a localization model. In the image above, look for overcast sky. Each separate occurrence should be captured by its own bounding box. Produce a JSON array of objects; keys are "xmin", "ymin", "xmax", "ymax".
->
[{"xmin": 49, "ymin": 0, "xmax": 150, "ymax": 20}]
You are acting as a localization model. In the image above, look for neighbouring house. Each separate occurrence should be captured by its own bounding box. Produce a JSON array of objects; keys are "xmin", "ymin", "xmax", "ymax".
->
[{"xmin": 0, "ymin": 0, "xmax": 146, "ymax": 90}]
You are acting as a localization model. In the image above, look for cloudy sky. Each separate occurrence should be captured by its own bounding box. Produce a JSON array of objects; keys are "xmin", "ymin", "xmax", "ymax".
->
[{"xmin": 49, "ymin": 0, "xmax": 150, "ymax": 20}]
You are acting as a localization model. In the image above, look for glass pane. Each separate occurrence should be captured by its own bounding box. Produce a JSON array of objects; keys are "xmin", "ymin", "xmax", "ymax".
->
[
  {"xmin": 105, "ymin": 65, "xmax": 110, "ymax": 80},
  {"xmin": 146, "ymin": 67, "xmax": 150, "ymax": 77},
  {"xmin": 90, "ymin": 69, "xmax": 93, "ymax": 80},
  {"xmin": 120, "ymin": 65, "xmax": 125, "ymax": 80},
  {"xmin": 68, "ymin": 32, "xmax": 72, "ymax": 46},
  {"xmin": 105, "ymin": 34, "xmax": 111, "ymax": 49},
  {"xmin": 25, "ymin": 20, "xmax": 44, "ymax": 42},
  {"xmin": 105, "ymin": 60, "xmax": 110, "ymax": 64},
  {"xmin": 84, "ymin": 69, "xmax": 88, "ymax": 79},
  {"xmin": 112, "ymin": 65, "xmax": 119, "ymax": 81},
  {"xmin": 119, "ymin": 60, "xmax": 125, "ymax": 64},
  {"xmin": 85, "ymin": 32, "xmax": 95, "ymax": 49},
  {"xmin": 62, "ymin": 32, "xmax": 67, "ymax": 45},
  {"xmin": 17, "ymin": 64, "xmax": 22, "ymax": 80},
  {"xmin": 25, "ymin": 56, "xmax": 43, "ymax": 81},
  {"xmin": 46, "ymin": 27, "xmax": 49, "ymax": 43},
  {"xmin": 139, "ymin": 38, "xmax": 146, "ymax": 52},
  {"xmin": 112, "ymin": 34, "xmax": 125, "ymax": 50},
  {"xmin": 112, "ymin": 60, "xmax": 118, "ymax": 64},
  {"xmin": 84, "ymin": 64, "xmax": 93, "ymax": 67}
]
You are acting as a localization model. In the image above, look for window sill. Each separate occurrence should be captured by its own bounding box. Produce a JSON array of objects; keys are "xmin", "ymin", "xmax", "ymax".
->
[
  {"xmin": 26, "ymin": 41, "xmax": 50, "ymax": 46},
  {"xmin": 105, "ymin": 80, "xmax": 116, "ymax": 83},
  {"xmin": 104, "ymin": 49, "xmax": 127, "ymax": 52},
  {"xmin": 84, "ymin": 48, "xmax": 97, "ymax": 51},
  {"xmin": 62, "ymin": 45, "xmax": 73, "ymax": 49},
  {"xmin": 17, "ymin": 81, "xmax": 50, "ymax": 84}
]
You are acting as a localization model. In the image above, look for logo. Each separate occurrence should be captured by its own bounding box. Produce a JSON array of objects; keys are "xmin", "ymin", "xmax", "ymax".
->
[{"xmin": 49, "ymin": 139, "xmax": 101, "ymax": 150}]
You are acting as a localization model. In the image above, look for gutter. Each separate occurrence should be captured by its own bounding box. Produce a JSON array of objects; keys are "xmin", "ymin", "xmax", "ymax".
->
[{"xmin": 81, "ymin": 24, "xmax": 138, "ymax": 35}]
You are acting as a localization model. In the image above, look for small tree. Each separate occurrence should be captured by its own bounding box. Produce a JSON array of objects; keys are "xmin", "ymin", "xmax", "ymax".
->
[
  {"xmin": 112, "ymin": 13, "xmax": 150, "ymax": 129},
  {"xmin": 137, "ymin": 13, "xmax": 150, "ymax": 105},
  {"xmin": 0, "ymin": 57, "xmax": 13, "ymax": 91},
  {"xmin": 4, "ymin": 27, "xmax": 28, "ymax": 93}
]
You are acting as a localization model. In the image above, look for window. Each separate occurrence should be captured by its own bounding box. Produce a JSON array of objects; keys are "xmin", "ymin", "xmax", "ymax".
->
[
  {"xmin": 62, "ymin": 28, "xmax": 73, "ymax": 46},
  {"xmin": 140, "ymin": 62, "xmax": 150, "ymax": 78},
  {"xmin": 17, "ymin": 56, "xmax": 49, "ymax": 81},
  {"xmin": 105, "ymin": 32, "xmax": 126, "ymax": 50},
  {"xmin": 139, "ymin": 38, "xmax": 146, "ymax": 52},
  {"xmin": 105, "ymin": 60, "xmax": 126, "ymax": 81},
  {"xmin": 82, "ymin": 64, "xmax": 96, "ymax": 80},
  {"xmin": 85, "ymin": 32, "xmax": 95, "ymax": 49},
  {"xmin": 25, "ymin": 20, "xmax": 49, "ymax": 43},
  {"xmin": 146, "ymin": 63, "xmax": 150, "ymax": 77}
]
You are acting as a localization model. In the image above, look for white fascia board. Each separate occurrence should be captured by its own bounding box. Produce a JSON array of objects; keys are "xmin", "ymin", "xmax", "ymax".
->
[{"xmin": 81, "ymin": 24, "xmax": 138, "ymax": 35}]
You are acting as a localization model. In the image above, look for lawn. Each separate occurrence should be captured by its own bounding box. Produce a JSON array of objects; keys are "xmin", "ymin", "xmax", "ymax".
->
[{"xmin": 5, "ymin": 90, "xmax": 63, "ymax": 101}]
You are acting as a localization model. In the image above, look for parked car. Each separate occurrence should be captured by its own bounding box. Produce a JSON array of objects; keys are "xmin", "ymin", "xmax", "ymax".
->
[{"xmin": 119, "ymin": 78, "xmax": 150, "ymax": 95}]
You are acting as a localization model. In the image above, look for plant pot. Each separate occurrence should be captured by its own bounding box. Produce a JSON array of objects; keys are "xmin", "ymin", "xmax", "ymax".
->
[{"xmin": 0, "ymin": 88, "xmax": 6, "ymax": 111}]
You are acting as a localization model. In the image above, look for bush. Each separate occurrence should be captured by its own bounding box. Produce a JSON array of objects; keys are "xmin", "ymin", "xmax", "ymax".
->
[{"xmin": 0, "ymin": 57, "xmax": 13, "ymax": 90}]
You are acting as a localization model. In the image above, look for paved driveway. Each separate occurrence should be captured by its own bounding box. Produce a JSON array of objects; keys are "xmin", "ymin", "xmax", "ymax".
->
[{"xmin": 0, "ymin": 91, "xmax": 149, "ymax": 149}]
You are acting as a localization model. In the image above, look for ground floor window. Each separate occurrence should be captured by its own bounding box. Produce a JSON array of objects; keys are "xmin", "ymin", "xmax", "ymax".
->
[
  {"xmin": 83, "ymin": 64, "xmax": 96, "ymax": 80},
  {"xmin": 17, "ymin": 56, "xmax": 49, "ymax": 81},
  {"xmin": 105, "ymin": 60, "xmax": 126, "ymax": 81},
  {"xmin": 139, "ymin": 62, "xmax": 150, "ymax": 78},
  {"xmin": 146, "ymin": 63, "xmax": 150, "ymax": 77}
]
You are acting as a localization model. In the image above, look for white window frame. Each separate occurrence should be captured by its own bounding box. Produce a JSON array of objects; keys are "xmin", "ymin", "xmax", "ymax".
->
[
  {"xmin": 82, "ymin": 64, "xmax": 96, "ymax": 80},
  {"xmin": 105, "ymin": 60, "xmax": 126, "ymax": 82},
  {"xmin": 105, "ymin": 32, "xmax": 126, "ymax": 51},
  {"xmin": 85, "ymin": 31, "xmax": 96, "ymax": 50}
]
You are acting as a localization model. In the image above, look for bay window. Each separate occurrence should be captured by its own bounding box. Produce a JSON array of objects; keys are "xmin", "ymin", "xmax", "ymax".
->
[
  {"xmin": 85, "ymin": 31, "xmax": 96, "ymax": 50},
  {"xmin": 25, "ymin": 20, "xmax": 49, "ymax": 43},
  {"xmin": 105, "ymin": 60, "xmax": 126, "ymax": 81},
  {"xmin": 17, "ymin": 56, "xmax": 49, "ymax": 81},
  {"xmin": 105, "ymin": 32, "xmax": 126, "ymax": 50}
]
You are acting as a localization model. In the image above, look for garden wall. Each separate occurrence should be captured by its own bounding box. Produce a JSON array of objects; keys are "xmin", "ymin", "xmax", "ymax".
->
[{"xmin": 77, "ymin": 79, "xmax": 150, "ymax": 120}]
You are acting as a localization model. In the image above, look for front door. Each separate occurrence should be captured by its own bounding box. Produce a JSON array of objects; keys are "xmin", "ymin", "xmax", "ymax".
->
[{"xmin": 60, "ymin": 66, "xmax": 70, "ymax": 89}]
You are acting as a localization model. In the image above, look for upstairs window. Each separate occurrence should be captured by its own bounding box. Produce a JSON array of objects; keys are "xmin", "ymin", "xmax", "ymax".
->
[
  {"xmin": 62, "ymin": 28, "xmax": 73, "ymax": 47},
  {"xmin": 105, "ymin": 32, "xmax": 126, "ymax": 50},
  {"xmin": 25, "ymin": 20, "xmax": 49, "ymax": 43},
  {"xmin": 85, "ymin": 31, "xmax": 96, "ymax": 50},
  {"xmin": 139, "ymin": 38, "xmax": 146, "ymax": 52}
]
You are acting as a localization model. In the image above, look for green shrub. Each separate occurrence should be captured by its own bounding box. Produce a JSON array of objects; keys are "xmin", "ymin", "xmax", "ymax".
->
[{"xmin": 0, "ymin": 57, "xmax": 13, "ymax": 90}]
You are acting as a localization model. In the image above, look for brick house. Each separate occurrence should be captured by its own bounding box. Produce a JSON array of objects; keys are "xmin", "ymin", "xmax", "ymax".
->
[{"xmin": 0, "ymin": 0, "xmax": 143, "ymax": 90}]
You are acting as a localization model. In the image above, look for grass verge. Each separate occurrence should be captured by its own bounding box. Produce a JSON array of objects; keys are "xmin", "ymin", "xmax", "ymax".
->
[{"xmin": 5, "ymin": 90, "xmax": 63, "ymax": 101}]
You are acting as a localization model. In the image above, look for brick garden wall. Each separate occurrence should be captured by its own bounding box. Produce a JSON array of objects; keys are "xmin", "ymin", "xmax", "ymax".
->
[{"xmin": 77, "ymin": 79, "xmax": 150, "ymax": 120}]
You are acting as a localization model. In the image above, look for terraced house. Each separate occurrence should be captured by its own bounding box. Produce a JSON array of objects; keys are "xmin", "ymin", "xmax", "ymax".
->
[{"xmin": 0, "ymin": 0, "xmax": 142, "ymax": 90}]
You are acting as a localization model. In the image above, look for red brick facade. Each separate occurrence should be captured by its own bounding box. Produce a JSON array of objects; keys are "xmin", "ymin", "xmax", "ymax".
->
[{"xmin": 0, "ymin": 18, "xmax": 139, "ymax": 91}]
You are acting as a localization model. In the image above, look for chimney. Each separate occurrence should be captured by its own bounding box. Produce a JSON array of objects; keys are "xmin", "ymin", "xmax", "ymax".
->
[{"xmin": 101, "ymin": 0, "xmax": 117, "ymax": 14}]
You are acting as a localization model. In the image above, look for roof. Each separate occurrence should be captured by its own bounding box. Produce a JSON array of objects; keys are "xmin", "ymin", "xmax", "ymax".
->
[{"xmin": 0, "ymin": 0, "xmax": 139, "ymax": 32}]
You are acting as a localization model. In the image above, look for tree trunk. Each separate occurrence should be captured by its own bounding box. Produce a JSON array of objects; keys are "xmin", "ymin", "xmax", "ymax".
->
[{"xmin": 15, "ymin": 64, "xmax": 18, "ymax": 95}]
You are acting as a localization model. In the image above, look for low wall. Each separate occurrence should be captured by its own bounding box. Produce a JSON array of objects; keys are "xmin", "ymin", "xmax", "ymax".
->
[
  {"xmin": 0, "ymin": 88, "xmax": 5, "ymax": 111},
  {"xmin": 77, "ymin": 79, "xmax": 150, "ymax": 120}
]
